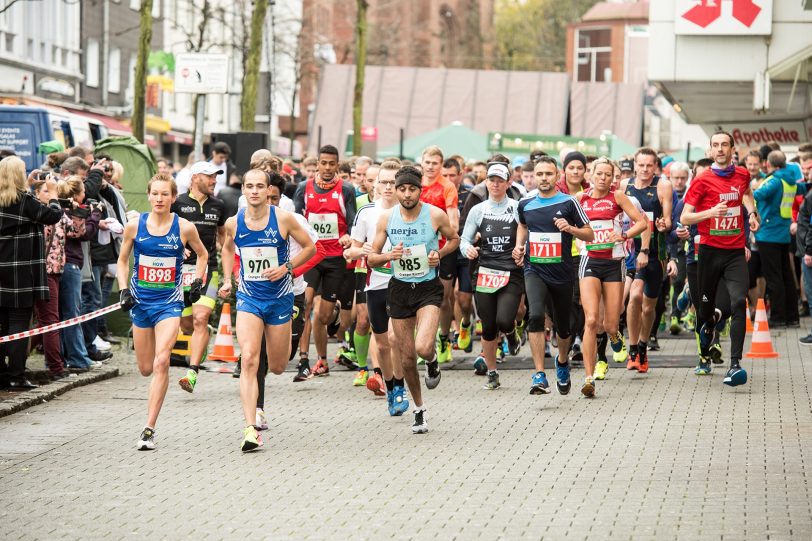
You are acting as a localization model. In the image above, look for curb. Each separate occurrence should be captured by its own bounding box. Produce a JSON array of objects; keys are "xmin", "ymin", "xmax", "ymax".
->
[{"xmin": 0, "ymin": 365, "xmax": 120, "ymax": 419}]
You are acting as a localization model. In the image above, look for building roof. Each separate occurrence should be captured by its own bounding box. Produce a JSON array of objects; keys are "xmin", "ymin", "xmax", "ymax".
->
[{"xmin": 582, "ymin": 1, "xmax": 649, "ymax": 23}]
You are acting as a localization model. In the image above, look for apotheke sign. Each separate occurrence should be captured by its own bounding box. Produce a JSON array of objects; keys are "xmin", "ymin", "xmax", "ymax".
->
[
  {"xmin": 702, "ymin": 122, "xmax": 806, "ymax": 148},
  {"xmin": 675, "ymin": 0, "xmax": 773, "ymax": 35}
]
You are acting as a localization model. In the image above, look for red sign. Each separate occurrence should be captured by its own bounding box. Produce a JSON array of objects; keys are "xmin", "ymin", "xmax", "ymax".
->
[
  {"xmin": 360, "ymin": 127, "xmax": 378, "ymax": 142},
  {"xmin": 675, "ymin": 0, "xmax": 772, "ymax": 35},
  {"xmin": 682, "ymin": 0, "xmax": 760, "ymax": 28}
]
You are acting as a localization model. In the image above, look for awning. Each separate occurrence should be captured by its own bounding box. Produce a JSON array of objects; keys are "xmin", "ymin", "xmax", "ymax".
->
[
  {"xmin": 164, "ymin": 130, "xmax": 193, "ymax": 145},
  {"xmin": 145, "ymin": 115, "xmax": 171, "ymax": 134},
  {"xmin": 71, "ymin": 109, "xmax": 132, "ymax": 136}
]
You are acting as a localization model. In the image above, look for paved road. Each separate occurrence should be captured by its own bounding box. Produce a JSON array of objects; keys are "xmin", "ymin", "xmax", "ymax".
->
[{"xmin": 1, "ymin": 324, "xmax": 811, "ymax": 540}]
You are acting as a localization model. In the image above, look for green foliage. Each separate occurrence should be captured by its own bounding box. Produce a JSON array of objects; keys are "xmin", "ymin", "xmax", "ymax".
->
[{"xmin": 493, "ymin": 0, "xmax": 599, "ymax": 72}]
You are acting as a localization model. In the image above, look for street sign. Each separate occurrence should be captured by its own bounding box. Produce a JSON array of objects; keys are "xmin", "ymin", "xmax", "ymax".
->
[
  {"xmin": 174, "ymin": 53, "xmax": 229, "ymax": 94},
  {"xmin": 674, "ymin": 0, "xmax": 773, "ymax": 35},
  {"xmin": 488, "ymin": 132, "xmax": 610, "ymax": 157},
  {"xmin": 701, "ymin": 121, "xmax": 807, "ymax": 148}
]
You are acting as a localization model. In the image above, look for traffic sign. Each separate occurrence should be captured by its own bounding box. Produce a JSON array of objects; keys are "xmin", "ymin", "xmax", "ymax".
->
[{"xmin": 174, "ymin": 53, "xmax": 229, "ymax": 94}]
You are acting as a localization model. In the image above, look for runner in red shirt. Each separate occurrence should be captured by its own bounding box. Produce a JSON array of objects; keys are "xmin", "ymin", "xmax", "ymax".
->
[
  {"xmin": 419, "ymin": 146, "xmax": 459, "ymax": 364},
  {"xmin": 681, "ymin": 131, "xmax": 760, "ymax": 387}
]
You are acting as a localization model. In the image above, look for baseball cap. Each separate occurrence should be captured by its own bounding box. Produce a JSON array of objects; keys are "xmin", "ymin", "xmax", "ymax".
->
[
  {"xmin": 190, "ymin": 161, "xmax": 223, "ymax": 175},
  {"xmin": 619, "ymin": 159, "xmax": 633, "ymax": 172},
  {"xmin": 487, "ymin": 162, "xmax": 510, "ymax": 181}
]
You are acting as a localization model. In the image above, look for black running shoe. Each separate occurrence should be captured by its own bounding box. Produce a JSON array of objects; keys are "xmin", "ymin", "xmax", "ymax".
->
[
  {"xmin": 648, "ymin": 336, "xmax": 661, "ymax": 351},
  {"xmin": 293, "ymin": 361, "xmax": 311, "ymax": 382},
  {"xmin": 411, "ymin": 409, "xmax": 428, "ymax": 434},
  {"xmin": 424, "ymin": 360, "xmax": 441, "ymax": 389},
  {"xmin": 232, "ymin": 358, "xmax": 241, "ymax": 378},
  {"xmin": 506, "ymin": 329, "xmax": 521, "ymax": 356}
]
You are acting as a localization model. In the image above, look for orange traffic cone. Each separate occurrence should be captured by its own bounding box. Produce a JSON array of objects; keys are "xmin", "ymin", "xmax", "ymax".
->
[
  {"xmin": 208, "ymin": 302, "xmax": 239, "ymax": 362},
  {"xmin": 746, "ymin": 298, "xmax": 778, "ymax": 358},
  {"xmin": 745, "ymin": 299, "xmax": 753, "ymax": 333}
]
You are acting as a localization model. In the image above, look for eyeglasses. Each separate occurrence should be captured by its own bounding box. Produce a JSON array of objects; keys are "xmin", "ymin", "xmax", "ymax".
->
[{"xmin": 377, "ymin": 180, "xmax": 395, "ymax": 186}]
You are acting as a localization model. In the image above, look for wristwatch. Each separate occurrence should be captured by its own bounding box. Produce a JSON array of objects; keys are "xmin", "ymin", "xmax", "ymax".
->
[
  {"xmin": 640, "ymin": 248, "xmax": 650, "ymax": 255},
  {"xmin": 285, "ymin": 261, "xmax": 294, "ymax": 274},
  {"xmin": 621, "ymin": 232, "xmax": 628, "ymax": 241}
]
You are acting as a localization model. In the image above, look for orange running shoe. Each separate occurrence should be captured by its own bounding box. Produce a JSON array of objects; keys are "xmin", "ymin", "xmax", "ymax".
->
[
  {"xmin": 626, "ymin": 352, "xmax": 640, "ymax": 371},
  {"xmin": 312, "ymin": 358, "xmax": 330, "ymax": 377},
  {"xmin": 637, "ymin": 353, "xmax": 649, "ymax": 373},
  {"xmin": 366, "ymin": 372, "xmax": 386, "ymax": 396}
]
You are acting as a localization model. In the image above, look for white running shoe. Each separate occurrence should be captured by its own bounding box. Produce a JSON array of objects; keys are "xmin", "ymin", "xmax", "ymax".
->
[
  {"xmin": 255, "ymin": 409, "xmax": 268, "ymax": 430},
  {"xmin": 93, "ymin": 335, "xmax": 112, "ymax": 352}
]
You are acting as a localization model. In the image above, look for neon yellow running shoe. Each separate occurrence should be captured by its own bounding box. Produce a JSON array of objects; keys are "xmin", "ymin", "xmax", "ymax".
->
[
  {"xmin": 437, "ymin": 338, "xmax": 452, "ymax": 364},
  {"xmin": 241, "ymin": 425, "xmax": 263, "ymax": 452},
  {"xmin": 611, "ymin": 334, "xmax": 628, "ymax": 363},
  {"xmin": 595, "ymin": 360, "xmax": 609, "ymax": 380},
  {"xmin": 178, "ymin": 369, "xmax": 197, "ymax": 393},
  {"xmin": 353, "ymin": 369, "xmax": 369, "ymax": 386},
  {"xmin": 457, "ymin": 322, "xmax": 472, "ymax": 353}
]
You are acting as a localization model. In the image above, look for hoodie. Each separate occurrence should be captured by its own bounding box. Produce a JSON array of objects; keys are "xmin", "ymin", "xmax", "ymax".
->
[{"xmin": 754, "ymin": 167, "xmax": 798, "ymax": 244}]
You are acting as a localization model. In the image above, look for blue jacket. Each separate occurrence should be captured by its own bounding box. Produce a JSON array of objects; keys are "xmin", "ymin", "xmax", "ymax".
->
[{"xmin": 754, "ymin": 167, "xmax": 798, "ymax": 244}]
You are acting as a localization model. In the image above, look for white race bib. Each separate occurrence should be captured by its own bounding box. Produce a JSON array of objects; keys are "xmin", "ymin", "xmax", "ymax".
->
[
  {"xmin": 475, "ymin": 267, "xmax": 510, "ymax": 294},
  {"xmin": 241, "ymin": 246, "xmax": 279, "ymax": 281},
  {"xmin": 308, "ymin": 213, "xmax": 339, "ymax": 240},
  {"xmin": 393, "ymin": 244, "xmax": 429, "ymax": 279},
  {"xmin": 586, "ymin": 220, "xmax": 615, "ymax": 251},
  {"xmin": 137, "ymin": 255, "xmax": 176, "ymax": 289},
  {"xmin": 528, "ymin": 232, "xmax": 562, "ymax": 264},
  {"xmin": 181, "ymin": 264, "xmax": 196, "ymax": 289}
]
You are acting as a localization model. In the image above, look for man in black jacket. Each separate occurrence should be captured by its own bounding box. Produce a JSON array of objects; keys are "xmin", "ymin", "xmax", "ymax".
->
[{"xmin": 796, "ymin": 163, "xmax": 812, "ymax": 345}]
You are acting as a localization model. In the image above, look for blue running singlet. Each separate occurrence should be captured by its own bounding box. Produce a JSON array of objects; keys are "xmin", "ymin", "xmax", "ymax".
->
[
  {"xmin": 130, "ymin": 213, "xmax": 184, "ymax": 306},
  {"xmin": 234, "ymin": 206, "xmax": 292, "ymax": 301},
  {"xmin": 386, "ymin": 203, "xmax": 439, "ymax": 283}
]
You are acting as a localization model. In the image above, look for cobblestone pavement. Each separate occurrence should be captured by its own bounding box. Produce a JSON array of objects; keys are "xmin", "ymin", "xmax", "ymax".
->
[{"xmin": 1, "ymin": 323, "xmax": 811, "ymax": 540}]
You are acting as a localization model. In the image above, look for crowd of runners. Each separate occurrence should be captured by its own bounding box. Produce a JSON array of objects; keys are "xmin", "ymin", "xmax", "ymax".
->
[{"xmin": 117, "ymin": 132, "xmax": 812, "ymax": 452}]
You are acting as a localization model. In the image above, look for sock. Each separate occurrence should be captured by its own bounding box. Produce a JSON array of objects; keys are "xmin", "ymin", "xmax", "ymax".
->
[
  {"xmin": 461, "ymin": 320, "xmax": 470, "ymax": 330},
  {"xmin": 488, "ymin": 369, "xmax": 498, "ymax": 376},
  {"xmin": 730, "ymin": 357, "xmax": 741, "ymax": 369},
  {"xmin": 439, "ymin": 334, "xmax": 449, "ymax": 349},
  {"xmin": 373, "ymin": 367, "xmax": 382, "ymax": 376},
  {"xmin": 630, "ymin": 344, "xmax": 638, "ymax": 357},
  {"xmin": 393, "ymin": 377, "xmax": 404, "ymax": 388},
  {"xmin": 353, "ymin": 331, "xmax": 370, "ymax": 368},
  {"xmin": 190, "ymin": 365, "xmax": 200, "ymax": 373},
  {"xmin": 609, "ymin": 332, "xmax": 623, "ymax": 353},
  {"xmin": 385, "ymin": 378, "xmax": 395, "ymax": 391},
  {"xmin": 298, "ymin": 356, "xmax": 309, "ymax": 367},
  {"xmin": 638, "ymin": 342, "xmax": 647, "ymax": 357},
  {"xmin": 597, "ymin": 333, "xmax": 608, "ymax": 361}
]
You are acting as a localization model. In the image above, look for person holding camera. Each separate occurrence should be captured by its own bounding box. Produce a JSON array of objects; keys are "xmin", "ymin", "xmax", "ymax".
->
[{"xmin": 0, "ymin": 157, "xmax": 63, "ymax": 391}]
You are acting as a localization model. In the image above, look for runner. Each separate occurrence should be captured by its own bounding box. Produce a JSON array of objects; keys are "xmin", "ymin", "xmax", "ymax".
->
[
  {"xmin": 460, "ymin": 162, "xmax": 524, "ymax": 390},
  {"xmin": 622, "ymin": 148, "xmax": 673, "ymax": 373},
  {"xmin": 577, "ymin": 158, "xmax": 648, "ymax": 393},
  {"xmin": 219, "ymin": 169, "xmax": 316, "ymax": 452},
  {"xmin": 418, "ymin": 146, "xmax": 459, "ymax": 364},
  {"xmin": 292, "ymin": 145, "xmax": 357, "ymax": 379},
  {"xmin": 345, "ymin": 159, "xmax": 410, "ymax": 413},
  {"xmin": 117, "ymin": 173, "xmax": 208, "ymax": 450},
  {"xmin": 513, "ymin": 157, "xmax": 593, "ymax": 396},
  {"xmin": 367, "ymin": 166, "xmax": 460, "ymax": 433},
  {"xmin": 172, "ymin": 162, "xmax": 226, "ymax": 393},
  {"xmin": 680, "ymin": 131, "xmax": 759, "ymax": 387}
]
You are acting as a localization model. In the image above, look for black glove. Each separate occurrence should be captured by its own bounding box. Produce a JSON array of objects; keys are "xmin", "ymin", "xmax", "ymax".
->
[
  {"xmin": 188, "ymin": 278, "xmax": 204, "ymax": 304},
  {"xmin": 119, "ymin": 288, "xmax": 136, "ymax": 311}
]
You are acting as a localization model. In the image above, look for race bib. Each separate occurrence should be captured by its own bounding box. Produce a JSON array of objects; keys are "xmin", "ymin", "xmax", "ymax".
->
[
  {"xmin": 475, "ymin": 267, "xmax": 510, "ymax": 294},
  {"xmin": 181, "ymin": 264, "xmax": 196, "ymax": 291},
  {"xmin": 372, "ymin": 241, "xmax": 393, "ymax": 275},
  {"xmin": 528, "ymin": 232, "xmax": 562, "ymax": 264},
  {"xmin": 710, "ymin": 206, "xmax": 741, "ymax": 236},
  {"xmin": 241, "ymin": 246, "xmax": 279, "ymax": 281},
  {"xmin": 137, "ymin": 255, "xmax": 177, "ymax": 289},
  {"xmin": 586, "ymin": 220, "xmax": 616, "ymax": 251},
  {"xmin": 635, "ymin": 211, "xmax": 654, "ymax": 238},
  {"xmin": 308, "ymin": 213, "xmax": 339, "ymax": 240},
  {"xmin": 393, "ymin": 244, "xmax": 429, "ymax": 279}
]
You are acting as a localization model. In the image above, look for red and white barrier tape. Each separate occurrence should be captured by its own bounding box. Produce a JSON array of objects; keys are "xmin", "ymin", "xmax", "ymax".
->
[{"xmin": 0, "ymin": 303, "xmax": 121, "ymax": 344}]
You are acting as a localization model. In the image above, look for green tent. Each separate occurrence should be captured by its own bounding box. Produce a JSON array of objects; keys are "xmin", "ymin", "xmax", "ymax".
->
[
  {"xmin": 94, "ymin": 136, "xmax": 158, "ymax": 213},
  {"xmin": 376, "ymin": 124, "xmax": 488, "ymax": 162}
]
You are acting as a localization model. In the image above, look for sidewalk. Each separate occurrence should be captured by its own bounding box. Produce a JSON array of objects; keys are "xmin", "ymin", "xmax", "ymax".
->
[{"xmin": 0, "ymin": 322, "xmax": 810, "ymax": 540}]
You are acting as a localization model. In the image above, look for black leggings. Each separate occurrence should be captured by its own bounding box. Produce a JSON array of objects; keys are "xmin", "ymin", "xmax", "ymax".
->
[
  {"xmin": 757, "ymin": 241, "xmax": 799, "ymax": 323},
  {"xmin": 686, "ymin": 264, "xmax": 731, "ymax": 321},
  {"xmin": 696, "ymin": 246, "xmax": 748, "ymax": 360},
  {"xmin": 525, "ymin": 273, "xmax": 572, "ymax": 339},
  {"xmin": 257, "ymin": 293, "xmax": 306, "ymax": 409},
  {"xmin": 474, "ymin": 274, "xmax": 523, "ymax": 341},
  {"xmin": 671, "ymin": 252, "xmax": 687, "ymax": 317},
  {"xmin": 366, "ymin": 288, "xmax": 389, "ymax": 335}
]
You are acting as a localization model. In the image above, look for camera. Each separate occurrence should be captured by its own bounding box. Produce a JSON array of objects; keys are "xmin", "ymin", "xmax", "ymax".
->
[
  {"xmin": 58, "ymin": 198, "xmax": 73, "ymax": 209},
  {"xmin": 37, "ymin": 171, "xmax": 50, "ymax": 181}
]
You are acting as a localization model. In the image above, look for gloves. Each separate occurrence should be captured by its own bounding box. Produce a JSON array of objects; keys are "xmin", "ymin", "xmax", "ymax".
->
[
  {"xmin": 120, "ymin": 288, "xmax": 136, "ymax": 311},
  {"xmin": 188, "ymin": 278, "xmax": 204, "ymax": 304}
]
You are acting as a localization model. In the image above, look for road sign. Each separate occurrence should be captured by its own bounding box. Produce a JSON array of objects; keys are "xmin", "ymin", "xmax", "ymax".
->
[{"xmin": 174, "ymin": 53, "xmax": 229, "ymax": 94}]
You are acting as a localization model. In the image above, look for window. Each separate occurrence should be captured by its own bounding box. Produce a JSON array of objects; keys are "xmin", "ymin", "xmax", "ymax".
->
[
  {"xmin": 575, "ymin": 27, "xmax": 612, "ymax": 82},
  {"xmin": 108, "ymin": 47, "xmax": 121, "ymax": 93},
  {"xmin": 130, "ymin": 0, "xmax": 139, "ymax": 10},
  {"xmin": 152, "ymin": 0, "xmax": 161, "ymax": 18},
  {"xmin": 86, "ymin": 39, "xmax": 99, "ymax": 87}
]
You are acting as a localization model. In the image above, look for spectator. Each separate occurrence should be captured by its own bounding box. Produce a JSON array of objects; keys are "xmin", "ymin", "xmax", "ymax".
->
[
  {"xmin": 754, "ymin": 150, "xmax": 802, "ymax": 327},
  {"xmin": 156, "ymin": 158, "xmax": 174, "ymax": 177},
  {"xmin": 301, "ymin": 156, "xmax": 318, "ymax": 181},
  {"xmin": 57, "ymin": 176, "xmax": 103, "ymax": 370},
  {"xmin": 209, "ymin": 142, "xmax": 234, "ymax": 196},
  {"xmin": 0, "ymin": 156, "xmax": 63, "ymax": 390},
  {"xmin": 47, "ymin": 151, "xmax": 69, "ymax": 172},
  {"xmin": 61, "ymin": 157, "xmax": 89, "ymax": 179},
  {"xmin": 67, "ymin": 146, "xmax": 93, "ymax": 164},
  {"xmin": 110, "ymin": 161, "xmax": 124, "ymax": 190},
  {"xmin": 796, "ymin": 175, "xmax": 812, "ymax": 344}
]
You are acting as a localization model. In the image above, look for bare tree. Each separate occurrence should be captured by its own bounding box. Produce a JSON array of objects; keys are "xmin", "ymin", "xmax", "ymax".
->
[
  {"xmin": 352, "ymin": 0, "xmax": 368, "ymax": 156},
  {"xmin": 240, "ymin": 0, "xmax": 268, "ymax": 131},
  {"xmin": 132, "ymin": 0, "xmax": 154, "ymax": 143}
]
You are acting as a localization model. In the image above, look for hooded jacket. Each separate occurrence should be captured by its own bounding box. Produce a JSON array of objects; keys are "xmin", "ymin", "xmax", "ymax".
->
[{"xmin": 754, "ymin": 167, "xmax": 798, "ymax": 244}]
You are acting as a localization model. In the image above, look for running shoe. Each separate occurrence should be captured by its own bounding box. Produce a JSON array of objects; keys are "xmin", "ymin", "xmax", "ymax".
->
[
  {"xmin": 800, "ymin": 333, "xmax": 812, "ymax": 345},
  {"xmin": 93, "ymin": 335, "xmax": 112, "ymax": 352},
  {"xmin": 506, "ymin": 329, "xmax": 521, "ymax": 356},
  {"xmin": 709, "ymin": 342, "xmax": 724, "ymax": 364},
  {"xmin": 232, "ymin": 358, "xmax": 241, "ymax": 378},
  {"xmin": 530, "ymin": 371, "xmax": 550, "ymax": 395},
  {"xmin": 241, "ymin": 425, "xmax": 263, "ymax": 452},
  {"xmin": 475, "ymin": 320, "xmax": 483, "ymax": 336},
  {"xmin": 483, "ymin": 370, "xmax": 501, "ymax": 390},
  {"xmin": 569, "ymin": 338, "xmax": 583, "ymax": 362},
  {"xmin": 386, "ymin": 389, "xmax": 395, "ymax": 416},
  {"xmin": 425, "ymin": 360, "xmax": 441, "ymax": 389},
  {"xmin": 336, "ymin": 348, "xmax": 359, "ymax": 370},
  {"xmin": 312, "ymin": 358, "xmax": 330, "ymax": 377},
  {"xmin": 684, "ymin": 311, "xmax": 696, "ymax": 332},
  {"xmin": 473, "ymin": 355, "xmax": 487, "ymax": 376},
  {"xmin": 457, "ymin": 322, "xmax": 473, "ymax": 353},
  {"xmin": 516, "ymin": 320, "xmax": 527, "ymax": 346},
  {"xmin": 392, "ymin": 385, "xmax": 409, "ymax": 416},
  {"xmin": 256, "ymin": 409, "xmax": 268, "ymax": 430},
  {"xmin": 595, "ymin": 360, "xmax": 609, "ymax": 381},
  {"xmin": 648, "ymin": 336, "xmax": 660, "ymax": 352},
  {"xmin": 293, "ymin": 360, "xmax": 311, "ymax": 382},
  {"xmin": 178, "ymin": 369, "xmax": 197, "ymax": 393},
  {"xmin": 417, "ymin": 356, "xmax": 426, "ymax": 365},
  {"xmin": 698, "ymin": 308, "xmax": 722, "ymax": 354},
  {"xmin": 694, "ymin": 357, "xmax": 712, "ymax": 376},
  {"xmin": 723, "ymin": 365, "xmax": 747, "ymax": 387},
  {"xmin": 137, "ymin": 427, "xmax": 156, "ymax": 451},
  {"xmin": 366, "ymin": 372, "xmax": 385, "ymax": 396},
  {"xmin": 436, "ymin": 337, "xmax": 452, "ymax": 364},
  {"xmin": 497, "ymin": 344, "xmax": 506, "ymax": 363},
  {"xmin": 581, "ymin": 377, "xmax": 595, "ymax": 398},
  {"xmin": 637, "ymin": 350, "xmax": 649, "ymax": 373},
  {"xmin": 555, "ymin": 355, "xmax": 571, "ymax": 395},
  {"xmin": 544, "ymin": 342, "xmax": 552, "ymax": 359},
  {"xmin": 412, "ymin": 408, "xmax": 428, "ymax": 434},
  {"xmin": 626, "ymin": 352, "xmax": 640, "ymax": 371},
  {"xmin": 669, "ymin": 316, "xmax": 683, "ymax": 335},
  {"xmin": 353, "ymin": 369, "xmax": 369, "ymax": 387},
  {"xmin": 720, "ymin": 318, "xmax": 731, "ymax": 338}
]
